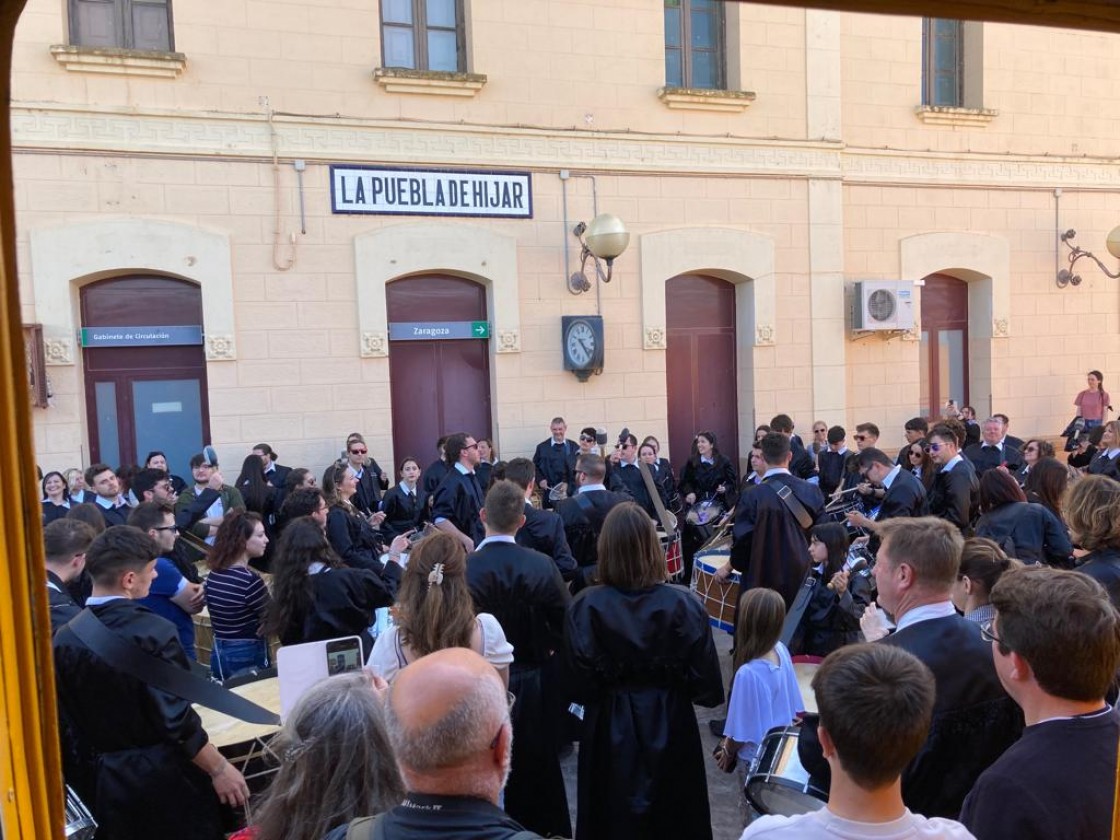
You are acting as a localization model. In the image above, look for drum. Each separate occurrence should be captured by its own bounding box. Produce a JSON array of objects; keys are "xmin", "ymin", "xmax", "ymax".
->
[
  {"xmin": 193, "ymin": 609, "xmax": 213, "ymax": 667},
  {"xmin": 658, "ymin": 529, "xmax": 683, "ymax": 581},
  {"xmin": 823, "ymin": 489, "xmax": 868, "ymax": 535},
  {"xmin": 689, "ymin": 550, "xmax": 740, "ymax": 633},
  {"xmin": 686, "ymin": 498, "xmax": 725, "ymax": 527},
  {"xmin": 745, "ymin": 726, "xmax": 828, "ymax": 817},
  {"xmin": 194, "ymin": 676, "xmax": 282, "ymax": 791},
  {"xmin": 64, "ymin": 784, "xmax": 97, "ymax": 840},
  {"xmin": 792, "ymin": 660, "xmax": 820, "ymax": 714},
  {"xmin": 548, "ymin": 482, "xmax": 569, "ymax": 502}
]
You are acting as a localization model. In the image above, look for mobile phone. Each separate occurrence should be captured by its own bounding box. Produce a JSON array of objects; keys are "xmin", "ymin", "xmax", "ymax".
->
[{"xmin": 325, "ymin": 637, "xmax": 362, "ymax": 676}]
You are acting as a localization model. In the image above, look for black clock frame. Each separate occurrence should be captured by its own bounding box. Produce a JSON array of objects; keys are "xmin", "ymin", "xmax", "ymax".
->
[{"xmin": 561, "ymin": 315, "xmax": 605, "ymax": 382}]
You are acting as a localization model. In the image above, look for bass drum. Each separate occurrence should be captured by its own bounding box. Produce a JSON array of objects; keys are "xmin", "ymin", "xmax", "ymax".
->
[{"xmin": 744, "ymin": 726, "xmax": 828, "ymax": 817}]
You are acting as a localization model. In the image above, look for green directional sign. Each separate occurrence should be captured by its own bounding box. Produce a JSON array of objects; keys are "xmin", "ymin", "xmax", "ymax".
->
[{"xmin": 471, "ymin": 320, "xmax": 490, "ymax": 338}]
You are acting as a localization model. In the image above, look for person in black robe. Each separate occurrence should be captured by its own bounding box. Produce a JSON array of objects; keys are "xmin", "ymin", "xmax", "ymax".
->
[
  {"xmin": 265, "ymin": 517, "xmax": 402, "ymax": 658},
  {"xmin": 44, "ymin": 518, "xmax": 94, "ymax": 634},
  {"xmin": 607, "ymin": 433, "xmax": 663, "ymax": 518},
  {"xmin": 678, "ymin": 430, "xmax": 738, "ymax": 579},
  {"xmin": 844, "ymin": 447, "xmax": 929, "ymax": 554},
  {"xmin": 799, "ymin": 516, "xmax": 1022, "ymax": 819},
  {"xmin": 379, "ymin": 457, "xmax": 423, "ymax": 541},
  {"xmin": 53, "ymin": 526, "xmax": 248, "ymax": 840},
  {"xmin": 726, "ymin": 432, "xmax": 825, "ymax": 609},
  {"xmin": 554, "ymin": 454, "xmax": 630, "ymax": 591},
  {"xmin": 417, "ymin": 435, "xmax": 450, "ymax": 514},
  {"xmin": 431, "ymin": 432, "xmax": 486, "ymax": 550},
  {"xmin": 502, "ymin": 457, "xmax": 577, "ymax": 581},
  {"xmin": 465, "ymin": 480, "xmax": 572, "ymax": 839},
  {"xmin": 532, "ymin": 417, "xmax": 579, "ymax": 509},
  {"xmin": 562, "ymin": 502, "xmax": 724, "ymax": 840},
  {"xmin": 770, "ymin": 413, "xmax": 818, "ymax": 480},
  {"xmin": 926, "ymin": 423, "xmax": 980, "ymax": 533}
]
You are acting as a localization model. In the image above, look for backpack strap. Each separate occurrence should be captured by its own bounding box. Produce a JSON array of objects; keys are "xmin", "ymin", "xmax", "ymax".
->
[{"xmin": 345, "ymin": 814, "xmax": 384, "ymax": 840}]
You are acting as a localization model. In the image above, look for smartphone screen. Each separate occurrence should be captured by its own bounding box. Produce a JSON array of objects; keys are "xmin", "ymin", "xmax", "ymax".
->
[{"xmin": 325, "ymin": 637, "xmax": 362, "ymax": 676}]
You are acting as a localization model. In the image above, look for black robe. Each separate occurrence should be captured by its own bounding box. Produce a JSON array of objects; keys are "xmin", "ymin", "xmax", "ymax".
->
[
  {"xmin": 53, "ymin": 600, "xmax": 223, "ymax": 840},
  {"xmin": 928, "ymin": 458, "xmax": 979, "ymax": 533},
  {"xmin": 47, "ymin": 570, "xmax": 82, "ymax": 635},
  {"xmin": 731, "ymin": 474, "xmax": 825, "ymax": 609},
  {"xmin": 466, "ymin": 540, "xmax": 572, "ymax": 839},
  {"xmin": 607, "ymin": 460, "xmax": 662, "ymax": 519},
  {"xmin": 516, "ymin": 502, "xmax": 577, "ymax": 581},
  {"xmin": 284, "ymin": 566, "xmax": 398, "ymax": 657},
  {"xmin": 562, "ymin": 583, "xmax": 724, "ymax": 840},
  {"xmin": 419, "ymin": 458, "xmax": 451, "ymax": 514},
  {"xmin": 555, "ymin": 488, "xmax": 630, "ymax": 591},
  {"xmin": 431, "ymin": 468, "xmax": 485, "ymax": 546},
  {"xmin": 353, "ymin": 461, "xmax": 388, "ymax": 517},
  {"xmin": 379, "ymin": 484, "xmax": 422, "ymax": 540}
]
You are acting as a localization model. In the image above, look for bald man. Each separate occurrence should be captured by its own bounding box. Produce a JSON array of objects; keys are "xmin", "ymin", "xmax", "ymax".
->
[{"xmin": 327, "ymin": 648, "xmax": 540, "ymax": 839}]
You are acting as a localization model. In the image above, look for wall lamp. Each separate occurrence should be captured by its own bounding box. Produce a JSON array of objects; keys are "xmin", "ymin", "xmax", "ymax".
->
[
  {"xmin": 1057, "ymin": 227, "xmax": 1120, "ymax": 288},
  {"xmin": 568, "ymin": 213, "xmax": 630, "ymax": 294}
]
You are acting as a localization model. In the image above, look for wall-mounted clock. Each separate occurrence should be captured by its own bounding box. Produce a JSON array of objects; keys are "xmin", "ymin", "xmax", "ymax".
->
[{"xmin": 562, "ymin": 315, "xmax": 604, "ymax": 382}]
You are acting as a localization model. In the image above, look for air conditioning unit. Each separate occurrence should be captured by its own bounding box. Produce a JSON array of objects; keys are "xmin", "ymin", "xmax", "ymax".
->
[{"xmin": 852, "ymin": 281, "xmax": 915, "ymax": 331}]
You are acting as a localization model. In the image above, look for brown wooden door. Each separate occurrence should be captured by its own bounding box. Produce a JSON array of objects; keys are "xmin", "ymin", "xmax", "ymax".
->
[
  {"xmin": 666, "ymin": 273, "xmax": 738, "ymax": 473},
  {"xmin": 387, "ymin": 275, "xmax": 492, "ymax": 467},
  {"xmin": 919, "ymin": 273, "xmax": 969, "ymax": 416},
  {"xmin": 80, "ymin": 276, "xmax": 209, "ymax": 476}
]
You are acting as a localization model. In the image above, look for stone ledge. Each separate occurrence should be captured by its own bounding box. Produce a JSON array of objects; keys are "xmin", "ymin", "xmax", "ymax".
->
[
  {"xmin": 658, "ymin": 87, "xmax": 756, "ymax": 113},
  {"xmin": 50, "ymin": 45, "xmax": 186, "ymax": 78},
  {"xmin": 373, "ymin": 67, "xmax": 487, "ymax": 98},
  {"xmin": 914, "ymin": 105, "xmax": 998, "ymax": 127}
]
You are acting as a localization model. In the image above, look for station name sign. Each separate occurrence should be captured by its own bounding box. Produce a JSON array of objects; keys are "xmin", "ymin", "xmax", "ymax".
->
[
  {"xmin": 330, "ymin": 165, "xmax": 532, "ymax": 219},
  {"xmin": 80, "ymin": 325, "xmax": 204, "ymax": 348},
  {"xmin": 388, "ymin": 321, "xmax": 491, "ymax": 341}
]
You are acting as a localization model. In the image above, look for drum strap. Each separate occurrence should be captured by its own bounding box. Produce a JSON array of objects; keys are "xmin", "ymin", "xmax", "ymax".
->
[
  {"xmin": 639, "ymin": 459, "xmax": 678, "ymax": 537},
  {"xmin": 67, "ymin": 610, "xmax": 281, "ymax": 726},
  {"xmin": 773, "ymin": 483, "xmax": 814, "ymax": 531},
  {"xmin": 780, "ymin": 573, "xmax": 817, "ymax": 647}
]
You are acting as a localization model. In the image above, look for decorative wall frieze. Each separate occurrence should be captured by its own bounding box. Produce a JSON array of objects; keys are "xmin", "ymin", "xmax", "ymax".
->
[
  {"xmin": 205, "ymin": 334, "xmax": 236, "ymax": 361},
  {"xmin": 755, "ymin": 324, "xmax": 775, "ymax": 346},
  {"xmin": 992, "ymin": 318, "xmax": 1010, "ymax": 338},
  {"xmin": 12, "ymin": 103, "xmax": 1120, "ymax": 187},
  {"xmin": 43, "ymin": 337, "xmax": 73, "ymax": 366},
  {"xmin": 361, "ymin": 331, "xmax": 388, "ymax": 358},
  {"xmin": 496, "ymin": 330, "xmax": 520, "ymax": 353},
  {"xmin": 643, "ymin": 326, "xmax": 666, "ymax": 350}
]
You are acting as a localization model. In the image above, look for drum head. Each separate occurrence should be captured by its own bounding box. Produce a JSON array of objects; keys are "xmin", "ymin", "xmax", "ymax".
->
[{"xmin": 744, "ymin": 726, "xmax": 827, "ymax": 818}]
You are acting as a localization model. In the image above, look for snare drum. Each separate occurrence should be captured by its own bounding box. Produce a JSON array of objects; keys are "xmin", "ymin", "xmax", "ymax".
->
[
  {"xmin": 658, "ymin": 530, "xmax": 683, "ymax": 581},
  {"xmin": 745, "ymin": 726, "xmax": 828, "ymax": 817},
  {"xmin": 689, "ymin": 550, "xmax": 740, "ymax": 633},
  {"xmin": 64, "ymin": 784, "xmax": 97, "ymax": 840}
]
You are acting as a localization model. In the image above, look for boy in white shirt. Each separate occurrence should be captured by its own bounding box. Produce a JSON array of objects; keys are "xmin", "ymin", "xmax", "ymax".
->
[{"xmin": 742, "ymin": 644, "xmax": 976, "ymax": 840}]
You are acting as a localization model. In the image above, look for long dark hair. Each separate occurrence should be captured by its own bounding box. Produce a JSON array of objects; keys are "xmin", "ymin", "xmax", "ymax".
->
[
  {"xmin": 236, "ymin": 453, "xmax": 271, "ymax": 514},
  {"xmin": 811, "ymin": 522, "xmax": 849, "ymax": 578},
  {"xmin": 689, "ymin": 431, "xmax": 722, "ymax": 468},
  {"xmin": 263, "ymin": 518, "xmax": 342, "ymax": 642},
  {"xmin": 1025, "ymin": 457, "xmax": 1069, "ymax": 521},
  {"xmin": 208, "ymin": 510, "xmax": 262, "ymax": 571}
]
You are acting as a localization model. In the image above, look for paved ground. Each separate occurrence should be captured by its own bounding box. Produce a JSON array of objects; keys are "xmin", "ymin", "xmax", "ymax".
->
[{"xmin": 559, "ymin": 628, "xmax": 747, "ymax": 840}]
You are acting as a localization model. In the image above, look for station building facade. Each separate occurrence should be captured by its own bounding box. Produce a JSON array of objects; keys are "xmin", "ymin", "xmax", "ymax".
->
[{"xmin": 11, "ymin": 0, "xmax": 1120, "ymax": 478}]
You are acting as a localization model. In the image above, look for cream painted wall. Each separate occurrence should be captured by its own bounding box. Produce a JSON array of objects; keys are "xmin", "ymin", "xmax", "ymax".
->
[{"xmin": 10, "ymin": 2, "xmax": 1120, "ymax": 473}]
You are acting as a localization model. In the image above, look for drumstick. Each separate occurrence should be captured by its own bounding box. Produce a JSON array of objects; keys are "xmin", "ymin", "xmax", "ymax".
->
[{"xmin": 827, "ymin": 557, "xmax": 868, "ymax": 590}]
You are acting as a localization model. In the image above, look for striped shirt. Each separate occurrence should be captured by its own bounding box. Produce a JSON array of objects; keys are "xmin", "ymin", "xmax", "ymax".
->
[{"xmin": 204, "ymin": 565, "xmax": 269, "ymax": 640}]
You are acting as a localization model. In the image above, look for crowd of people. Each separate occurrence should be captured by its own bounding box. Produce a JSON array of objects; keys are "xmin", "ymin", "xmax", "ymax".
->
[{"xmin": 39, "ymin": 382, "xmax": 1120, "ymax": 839}]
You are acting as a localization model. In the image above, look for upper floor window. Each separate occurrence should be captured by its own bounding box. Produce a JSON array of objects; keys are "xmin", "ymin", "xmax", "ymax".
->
[
  {"xmin": 381, "ymin": 0, "xmax": 464, "ymax": 73},
  {"xmin": 923, "ymin": 18, "xmax": 963, "ymax": 106},
  {"xmin": 664, "ymin": 0, "xmax": 725, "ymax": 90},
  {"xmin": 69, "ymin": 0, "xmax": 173, "ymax": 51}
]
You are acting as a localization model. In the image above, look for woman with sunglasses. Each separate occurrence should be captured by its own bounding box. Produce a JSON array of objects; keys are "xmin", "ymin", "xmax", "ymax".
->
[
  {"xmin": 1012, "ymin": 439, "xmax": 1054, "ymax": 486},
  {"xmin": 343, "ymin": 433, "xmax": 389, "ymax": 518},
  {"xmin": 906, "ymin": 441, "xmax": 938, "ymax": 490}
]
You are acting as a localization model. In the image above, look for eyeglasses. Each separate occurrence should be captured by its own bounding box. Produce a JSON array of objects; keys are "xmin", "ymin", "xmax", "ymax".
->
[
  {"xmin": 349, "ymin": 448, "xmax": 367, "ymax": 455},
  {"xmin": 979, "ymin": 620, "xmax": 1005, "ymax": 647},
  {"xmin": 853, "ymin": 435, "xmax": 867, "ymax": 441},
  {"xmin": 909, "ymin": 450, "xmax": 923, "ymax": 458},
  {"xmin": 617, "ymin": 443, "xmax": 634, "ymax": 450},
  {"xmin": 579, "ymin": 435, "xmax": 594, "ymax": 442},
  {"xmin": 813, "ymin": 427, "xmax": 826, "ymax": 434},
  {"xmin": 465, "ymin": 443, "xmax": 479, "ymax": 450},
  {"xmin": 925, "ymin": 443, "xmax": 946, "ymax": 452},
  {"xmin": 489, "ymin": 691, "xmax": 517, "ymax": 749},
  {"xmin": 152, "ymin": 525, "xmax": 179, "ymax": 533}
]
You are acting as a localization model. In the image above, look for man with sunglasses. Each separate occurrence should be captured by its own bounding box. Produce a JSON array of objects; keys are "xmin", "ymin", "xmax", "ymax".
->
[
  {"xmin": 432, "ymin": 432, "xmax": 486, "ymax": 551},
  {"xmin": 961, "ymin": 567, "xmax": 1120, "ymax": 840},
  {"xmin": 607, "ymin": 432, "xmax": 662, "ymax": 519},
  {"xmin": 129, "ymin": 501, "xmax": 205, "ymax": 661},
  {"xmin": 925, "ymin": 424, "xmax": 979, "ymax": 533},
  {"xmin": 344, "ymin": 438, "xmax": 387, "ymax": 518}
]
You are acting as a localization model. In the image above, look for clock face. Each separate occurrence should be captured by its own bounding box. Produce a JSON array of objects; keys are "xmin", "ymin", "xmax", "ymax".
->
[{"xmin": 566, "ymin": 320, "xmax": 596, "ymax": 367}]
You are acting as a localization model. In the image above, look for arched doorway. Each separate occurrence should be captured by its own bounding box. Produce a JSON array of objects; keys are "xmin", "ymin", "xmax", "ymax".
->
[
  {"xmin": 665, "ymin": 273, "xmax": 739, "ymax": 473},
  {"xmin": 919, "ymin": 273, "xmax": 969, "ymax": 417},
  {"xmin": 80, "ymin": 276, "xmax": 210, "ymax": 475},
  {"xmin": 386, "ymin": 275, "xmax": 492, "ymax": 468}
]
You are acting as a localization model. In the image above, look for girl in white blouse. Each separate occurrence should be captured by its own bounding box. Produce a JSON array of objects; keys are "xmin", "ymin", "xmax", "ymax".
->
[{"xmin": 367, "ymin": 531, "xmax": 512, "ymax": 685}]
